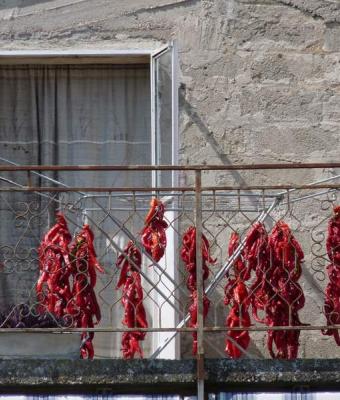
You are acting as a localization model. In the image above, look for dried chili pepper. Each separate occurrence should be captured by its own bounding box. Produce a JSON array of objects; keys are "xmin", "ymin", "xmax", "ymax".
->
[
  {"xmin": 323, "ymin": 206, "xmax": 340, "ymax": 344},
  {"xmin": 70, "ymin": 224, "xmax": 104, "ymax": 359},
  {"xmin": 36, "ymin": 213, "xmax": 72, "ymax": 317},
  {"xmin": 225, "ymin": 281, "xmax": 251, "ymax": 358},
  {"xmin": 38, "ymin": 216, "xmax": 104, "ymax": 359},
  {"xmin": 116, "ymin": 241, "xmax": 148, "ymax": 359},
  {"xmin": 245, "ymin": 223, "xmax": 271, "ymax": 324},
  {"xmin": 180, "ymin": 226, "xmax": 215, "ymax": 355},
  {"xmin": 141, "ymin": 198, "xmax": 168, "ymax": 262},
  {"xmin": 224, "ymin": 231, "xmax": 251, "ymax": 358},
  {"xmin": 266, "ymin": 220, "xmax": 305, "ymax": 359},
  {"xmin": 225, "ymin": 221, "xmax": 305, "ymax": 359}
]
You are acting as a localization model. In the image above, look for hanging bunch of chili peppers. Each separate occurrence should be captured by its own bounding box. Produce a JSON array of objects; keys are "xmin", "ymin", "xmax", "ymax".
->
[
  {"xmin": 246, "ymin": 223, "xmax": 271, "ymax": 324},
  {"xmin": 37, "ymin": 213, "xmax": 72, "ymax": 317},
  {"xmin": 225, "ymin": 221, "xmax": 305, "ymax": 359},
  {"xmin": 224, "ymin": 223, "xmax": 269, "ymax": 358},
  {"xmin": 322, "ymin": 206, "xmax": 340, "ymax": 344},
  {"xmin": 141, "ymin": 198, "xmax": 168, "ymax": 262},
  {"xmin": 266, "ymin": 220, "xmax": 305, "ymax": 359},
  {"xmin": 224, "ymin": 231, "xmax": 251, "ymax": 358},
  {"xmin": 180, "ymin": 226, "xmax": 215, "ymax": 355},
  {"xmin": 37, "ymin": 215, "xmax": 103, "ymax": 359},
  {"xmin": 69, "ymin": 224, "xmax": 104, "ymax": 359},
  {"xmin": 116, "ymin": 241, "xmax": 148, "ymax": 359},
  {"xmin": 37, "ymin": 203, "xmax": 316, "ymax": 360}
]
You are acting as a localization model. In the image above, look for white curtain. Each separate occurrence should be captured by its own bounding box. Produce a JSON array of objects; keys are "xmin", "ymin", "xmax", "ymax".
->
[
  {"xmin": 0, "ymin": 64, "xmax": 151, "ymax": 186},
  {"xmin": 0, "ymin": 64, "xmax": 152, "ymax": 357}
]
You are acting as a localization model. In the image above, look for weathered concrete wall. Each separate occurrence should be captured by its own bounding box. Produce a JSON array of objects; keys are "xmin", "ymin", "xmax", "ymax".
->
[
  {"xmin": 1, "ymin": 0, "xmax": 340, "ymax": 360},
  {"xmin": 1, "ymin": 358, "xmax": 340, "ymax": 394},
  {"xmin": 0, "ymin": 1, "xmax": 339, "ymax": 176}
]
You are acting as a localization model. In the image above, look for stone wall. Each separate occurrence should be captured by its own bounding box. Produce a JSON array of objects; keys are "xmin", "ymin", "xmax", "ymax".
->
[
  {"xmin": 0, "ymin": 0, "xmax": 340, "ymax": 359},
  {"xmin": 1, "ymin": 0, "xmax": 339, "ymax": 175}
]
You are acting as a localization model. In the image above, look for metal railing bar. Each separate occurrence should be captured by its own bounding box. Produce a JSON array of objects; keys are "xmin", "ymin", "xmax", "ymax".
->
[
  {"xmin": 1, "ymin": 184, "xmax": 340, "ymax": 192},
  {"xmin": 276, "ymin": 172, "xmax": 340, "ymax": 200},
  {"xmin": 0, "ymin": 176, "xmax": 66, "ymax": 206},
  {"xmin": 275, "ymin": 174, "xmax": 340, "ymax": 207},
  {"xmin": 1, "ymin": 162, "xmax": 340, "ymax": 171},
  {"xmin": 280, "ymin": 189, "xmax": 338, "ymax": 206},
  {"xmin": 0, "ymin": 324, "xmax": 337, "ymax": 333},
  {"xmin": 76, "ymin": 207, "xmax": 271, "ymax": 213},
  {"xmin": 80, "ymin": 192, "xmax": 279, "ymax": 199}
]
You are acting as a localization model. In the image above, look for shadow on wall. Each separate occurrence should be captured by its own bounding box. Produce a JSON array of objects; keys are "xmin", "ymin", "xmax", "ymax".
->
[
  {"xmin": 179, "ymin": 84, "xmax": 253, "ymax": 189},
  {"xmin": 0, "ymin": 0, "xmax": 56, "ymax": 9}
]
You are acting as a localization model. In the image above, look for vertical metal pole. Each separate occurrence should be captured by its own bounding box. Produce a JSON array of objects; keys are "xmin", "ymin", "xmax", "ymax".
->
[
  {"xmin": 171, "ymin": 40, "xmax": 179, "ymax": 188},
  {"xmin": 150, "ymin": 52, "xmax": 158, "ymax": 188},
  {"xmin": 195, "ymin": 170, "xmax": 205, "ymax": 400}
]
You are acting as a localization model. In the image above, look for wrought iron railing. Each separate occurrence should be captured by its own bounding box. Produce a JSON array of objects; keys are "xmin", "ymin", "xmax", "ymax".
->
[{"xmin": 1, "ymin": 163, "xmax": 340, "ymax": 395}]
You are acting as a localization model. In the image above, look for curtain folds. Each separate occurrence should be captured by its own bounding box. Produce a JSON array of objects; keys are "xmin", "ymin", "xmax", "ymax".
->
[{"xmin": 0, "ymin": 64, "xmax": 151, "ymax": 357}]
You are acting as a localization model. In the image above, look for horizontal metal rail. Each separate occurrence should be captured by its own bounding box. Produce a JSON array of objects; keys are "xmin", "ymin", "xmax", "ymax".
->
[
  {"xmin": 1, "ymin": 162, "xmax": 340, "ymax": 171},
  {"xmin": 0, "ymin": 325, "xmax": 337, "ymax": 333},
  {"xmin": 0, "ymin": 184, "xmax": 339, "ymax": 192}
]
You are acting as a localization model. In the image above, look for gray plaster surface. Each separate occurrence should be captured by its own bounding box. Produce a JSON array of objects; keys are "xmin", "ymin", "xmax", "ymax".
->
[{"xmin": 1, "ymin": 0, "xmax": 340, "ymax": 360}]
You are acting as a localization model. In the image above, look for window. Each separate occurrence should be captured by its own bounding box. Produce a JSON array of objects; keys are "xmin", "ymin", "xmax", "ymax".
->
[
  {"xmin": 0, "ymin": 44, "xmax": 179, "ymax": 359},
  {"xmin": 0, "ymin": 45, "xmax": 178, "ymax": 186}
]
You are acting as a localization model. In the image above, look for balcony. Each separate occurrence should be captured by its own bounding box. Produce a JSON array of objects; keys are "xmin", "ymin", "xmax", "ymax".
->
[{"xmin": 0, "ymin": 163, "xmax": 340, "ymax": 397}]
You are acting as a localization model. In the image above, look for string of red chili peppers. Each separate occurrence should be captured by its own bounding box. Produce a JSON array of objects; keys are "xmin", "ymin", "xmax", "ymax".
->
[
  {"xmin": 141, "ymin": 198, "xmax": 168, "ymax": 262},
  {"xmin": 37, "ymin": 214, "xmax": 104, "ymax": 359},
  {"xmin": 180, "ymin": 226, "xmax": 216, "ymax": 355},
  {"xmin": 224, "ymin": 230, "xmax": 251, "ymax": 358},
  {"xmin": 323, "ymin": 206, "xmax": 340, "ymax": 344},
  {"xmin": 70, "ymin": 224, "xmax": 104, "ymax": 359},
  {"xmin": 37, "ymin": 213, "xmax": 73, "ymax": 317},
  {"xmin": 266, "ymin": 220, "xmax": 306, "ymax": 359},
  {"xmin": 116, "ymin": 241, "xmax": 148, "ymax": 359},
  {"xmin": 225, "ymin": 221, "xmax": 305, "ymax": 359},
  {"xmin": 116, "ymin": 198, "xmax": 168, "ymax": 359}
]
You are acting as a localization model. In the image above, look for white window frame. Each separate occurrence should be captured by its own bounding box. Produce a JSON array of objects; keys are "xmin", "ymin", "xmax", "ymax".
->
[{"xmin": 0, "ymin": 43, "xmax": 179, "ymax": 359}]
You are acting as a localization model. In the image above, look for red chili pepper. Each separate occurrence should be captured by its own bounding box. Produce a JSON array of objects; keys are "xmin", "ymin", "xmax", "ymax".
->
[
  {"xmin": 38, "ymin": 216, "xmax": 103, "ymax": 359},
  {"xmin": 225, "ymin": 286, "xmax": 251, "ymax": 359},
  {"xmin": 265, "ymin": 221, "xmax": 305, "ymax": 359},
  {"xmin": 69, "ymin": 224, "xmax": 104, "ymax": 359},
  {"xmin": 180, "ymin": 226, "xmax": 215, "ymax": 355},
  {"xmin": 323, "ymin": 206, "xmax": 340, "ymax": 344},
  {"xmin": 141, "ymin": 198, "xmax": 168, "ymax": 262},
  {"xmin": 225, "ymin": 221, "xmax": 305, "ymax": 359},
  {"xmin": 37, "ymin": 213, "xmax": 72, "ymax": 317},
  {"xmin": 225, "ymin": 232, "xmax": 251, "ymax": 358},
  {"xmin": 245, "ymin": 223, "xmax": 271, "ymax": 324},
  {"xmin": 116, "ymin": 241, "xmax": 148, "ymax": 359}
]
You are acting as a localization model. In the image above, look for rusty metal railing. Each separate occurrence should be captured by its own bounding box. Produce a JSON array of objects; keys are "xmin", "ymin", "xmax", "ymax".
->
[{"xmin": 1, "ymin": 163, "xmax": 340, "ymax": 398}]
